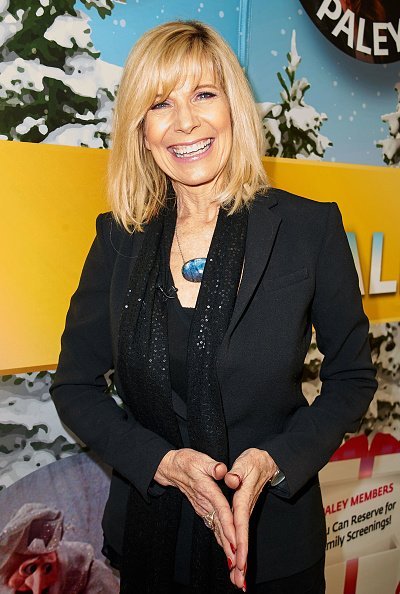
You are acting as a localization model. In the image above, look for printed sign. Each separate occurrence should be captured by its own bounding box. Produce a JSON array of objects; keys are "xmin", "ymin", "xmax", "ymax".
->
[{"xmin": 300, "ymin": 0, "xmax": 400, "ymax": 63}]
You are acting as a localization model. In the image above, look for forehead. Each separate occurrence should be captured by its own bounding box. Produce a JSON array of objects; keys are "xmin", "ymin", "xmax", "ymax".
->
[{"xmin": 154, "ymin": 57, "xmax": 221, "ymax": 98}]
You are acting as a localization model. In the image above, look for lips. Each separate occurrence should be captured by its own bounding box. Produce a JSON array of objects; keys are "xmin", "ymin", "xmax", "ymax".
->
[{"xmin": 168, "ymin": 138, "xmax": 214, "ymax": 158}]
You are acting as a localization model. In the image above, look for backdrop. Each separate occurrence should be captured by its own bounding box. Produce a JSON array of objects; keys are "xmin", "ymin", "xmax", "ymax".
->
[{"xmin": 1, "ymin": 2, "xmax": 399, "ymax": 593}]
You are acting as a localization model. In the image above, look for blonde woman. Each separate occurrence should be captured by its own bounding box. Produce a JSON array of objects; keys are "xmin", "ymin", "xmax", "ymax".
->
[{"xmin": 51, "ymin": 21, "xmax": 376, "ymax": 594}]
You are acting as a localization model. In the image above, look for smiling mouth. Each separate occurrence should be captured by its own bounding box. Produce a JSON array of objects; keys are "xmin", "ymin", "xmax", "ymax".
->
[{"xmin": 169, "ymin": 138, "xmax": 213, "ymax": 158}]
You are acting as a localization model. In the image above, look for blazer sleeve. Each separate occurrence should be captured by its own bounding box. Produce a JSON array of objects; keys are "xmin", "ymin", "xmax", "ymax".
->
[
  {"xmin": 262, "ymin": 202, "xmax": 377, "ymax": 498},
  {"xmin": 50, "ymin": 214, "xmax": 175, "ymax": 502}
]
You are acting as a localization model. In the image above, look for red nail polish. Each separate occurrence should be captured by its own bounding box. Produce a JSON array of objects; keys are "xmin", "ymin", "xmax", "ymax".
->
[
  {"xmin": 230, "ymin": 543, "xmax": 236, "ymax": 554},
  {"xmin": 227, "ymin": 558, "xmax": 233, "ymax": 570},
  {"xmin": 242, "ymin": 578, "xmax": 247, "ymax": 592}
]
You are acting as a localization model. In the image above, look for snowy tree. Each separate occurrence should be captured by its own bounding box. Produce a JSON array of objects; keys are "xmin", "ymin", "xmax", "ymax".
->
[
  {"xmin": 377, "ymin": 82, "xmax": 400, "ymax": 167},
  {"xmin": 0, "ymin": 0, "xmax": 121, "ymax": 147},
  {"xmin": 258, "ymin": 31, "xmax": 332, "ymax": 160}
]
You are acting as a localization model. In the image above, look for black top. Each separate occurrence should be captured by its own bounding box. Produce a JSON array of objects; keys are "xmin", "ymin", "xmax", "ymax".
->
[
  {"xmin": 167, "ymin": 289, "xmax": 194, "ymax": 403},
  {"xmin": 167, "ymin": 268, "xmax": 195, "ymax": 585}
]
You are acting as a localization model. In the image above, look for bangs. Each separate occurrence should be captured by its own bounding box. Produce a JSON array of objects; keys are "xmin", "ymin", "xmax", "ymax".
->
[{"xmin": 147, "ymin": 39, "xmax": 224, "ymax": 105}]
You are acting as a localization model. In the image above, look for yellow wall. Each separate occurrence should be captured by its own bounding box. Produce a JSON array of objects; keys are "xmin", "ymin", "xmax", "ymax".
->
[
  {"xmin": 1, "ymin": 141, "xmax": 399, "ymax": 373},
  {"xmin": 1, "ymin": 140, "xmax": 108, "ymax": 373}
]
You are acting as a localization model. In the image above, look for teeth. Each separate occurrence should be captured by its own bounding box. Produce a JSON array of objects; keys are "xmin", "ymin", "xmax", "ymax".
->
[{"xmin": 172, "ymin": 138, "xmax": 212, "ymax": 157}]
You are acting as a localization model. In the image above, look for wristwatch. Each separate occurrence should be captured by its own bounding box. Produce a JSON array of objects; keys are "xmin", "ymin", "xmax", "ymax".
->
[{"xmin": 270, "ymin": 467, "xmax": 286, "ymax": 487}]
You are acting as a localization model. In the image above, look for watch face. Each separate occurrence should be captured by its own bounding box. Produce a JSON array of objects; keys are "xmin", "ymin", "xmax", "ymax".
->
[
  {"xmin": 270, "ymin": 470, "xmax": 286, "ymax": 487},
  {"xmin": 299, "ymin": 0, "xmax": 400, "ymax": 64}
]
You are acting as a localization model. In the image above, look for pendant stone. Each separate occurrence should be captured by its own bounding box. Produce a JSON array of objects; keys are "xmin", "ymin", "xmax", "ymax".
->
[{"xmin": 182, "ymin": 258, "xmax": 206, "ymax": 283}]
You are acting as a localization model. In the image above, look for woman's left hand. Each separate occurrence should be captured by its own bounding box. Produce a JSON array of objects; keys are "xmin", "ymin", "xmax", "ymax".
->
[{"xmin": 224, "ymin": 448, "xmax": 278, "ymax": 590}]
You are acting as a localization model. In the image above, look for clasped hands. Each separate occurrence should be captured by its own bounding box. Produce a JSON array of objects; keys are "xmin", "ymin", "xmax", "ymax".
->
[{"xmin": 154, "ymin": 447, "xmax": 278, "ymax": 590}]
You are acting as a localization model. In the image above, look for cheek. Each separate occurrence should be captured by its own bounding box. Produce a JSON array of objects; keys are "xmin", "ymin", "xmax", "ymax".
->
[
  {"xmin": 144, "ymin": 115, "xmax": 169, "ymax": 148},
  {"xmin": 8, "ymin": 570, "xmax": 26, "ymax": 588}
]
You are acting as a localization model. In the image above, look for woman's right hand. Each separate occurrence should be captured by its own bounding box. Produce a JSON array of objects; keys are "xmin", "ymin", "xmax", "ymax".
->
[{"xmin": 154, "ymin": 448, "xmax": 237, "ymax": 569}]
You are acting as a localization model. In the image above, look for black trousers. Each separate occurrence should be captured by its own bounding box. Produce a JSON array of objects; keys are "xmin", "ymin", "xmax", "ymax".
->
[
  {"xmin": 104, "ymin": 542, "xmax": 325, "ymax": 594},
  {"xmin": 174, "ymin": 556, "xmax": 325, "ymax": 594}
]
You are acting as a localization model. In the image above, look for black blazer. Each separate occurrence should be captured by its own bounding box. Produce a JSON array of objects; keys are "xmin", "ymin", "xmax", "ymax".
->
[{"xmin": 51, "ymin": 189, "xmax": 377, "ymax": 583}]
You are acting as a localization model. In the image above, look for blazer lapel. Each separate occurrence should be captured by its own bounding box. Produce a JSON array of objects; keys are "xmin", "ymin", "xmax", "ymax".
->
[{"xmin": 222, "ymin": 191, "xmax": 281, "ymax": 343}]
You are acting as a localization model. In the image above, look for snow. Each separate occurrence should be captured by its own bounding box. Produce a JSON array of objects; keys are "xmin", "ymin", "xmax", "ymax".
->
[
  {"xmin": 377, "ymin": 82, "xmax": 400, "ymax": 166},
  {"xmin": 286, "ymin": 105, "xmax": 327, "ymax": 132},
  {"xmin": 42, "ymin": 123, "xmax": 105, "ymax": 148},
  {"xmin": 0, "ymin": 10, "xmax": 23, "ymax": 46},
  {"xmin": 15, "ymin": 116, "xmax": 46, "ymax": 135},
  {"xmin": 287, "ymin": 30, "xmax": 300, "ymax": 75},
  {"xmin": 382, "ymin": 110, "xmax": 400, "ymax": 137},
  {"xmin": 44, "ymin": 11, "xmax": 94, "ymax": 51},
  {"xmin": 0, "ymin": 56, "xmax": 121, "ymax": 100}
]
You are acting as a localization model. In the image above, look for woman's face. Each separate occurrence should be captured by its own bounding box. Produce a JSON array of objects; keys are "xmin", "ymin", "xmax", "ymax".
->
[{"xmin": 144, "ymin": 65, "xmax": 232, "ymax": 196}]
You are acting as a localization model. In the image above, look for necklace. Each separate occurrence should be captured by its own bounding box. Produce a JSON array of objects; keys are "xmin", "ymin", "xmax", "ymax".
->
[{"xmin": 175, "ymin": 227, "xmax": 206, "ymax": 283}]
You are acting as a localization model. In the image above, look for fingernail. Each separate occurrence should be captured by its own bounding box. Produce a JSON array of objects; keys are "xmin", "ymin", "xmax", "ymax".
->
[
  {"xmin": 230, "ymin": 543, "xmax": 236, "ymax": 554},
  {"xmin": 214, "ymin": 463, "xmax": 223, "ymax": 473},
  {"xmin": 227, "ymin": 557, "xmax": 233, "ymax": 570},
  {"xmin": 242, "ymin": 579, "xmax": 247, "ymax": 592},
  {"xmin": 232, "ymin": 473, "xmax": 242, "ymax": 485}
]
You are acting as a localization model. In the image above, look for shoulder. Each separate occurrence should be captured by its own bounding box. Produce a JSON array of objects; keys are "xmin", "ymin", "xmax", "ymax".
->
[
  {"xmin": 254, "ymin": 187, "xmax": 340, "ymax": 231},
  {"xmin": 258, "ymin": 187, "xmax": 334, "ymax": 213},
  {"xmin": 95, "ymin": 211, "xmax": 136, "ymax": 260}
]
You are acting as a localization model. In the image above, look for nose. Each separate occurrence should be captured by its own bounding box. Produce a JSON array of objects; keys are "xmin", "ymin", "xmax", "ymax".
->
[
  {"xmin": 25, "ymin": 568, "xmax": 46, "ymax": 594},
  {"xmin": 174, "ymin": 102, "xmax": 200, "ymax": 134}
]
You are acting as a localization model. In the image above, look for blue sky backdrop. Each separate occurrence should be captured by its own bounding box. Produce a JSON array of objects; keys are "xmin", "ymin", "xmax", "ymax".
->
[
  {"xmin": 80, "ymin": 0, "xmax": 399, "ymax": 167},
  {"xmin": 247, "ymin": 0, "xmax": 400, "ymax": 166},
  {"xmin": 80, "ymin": 0, "xmax": 242, "ymax": 66}
]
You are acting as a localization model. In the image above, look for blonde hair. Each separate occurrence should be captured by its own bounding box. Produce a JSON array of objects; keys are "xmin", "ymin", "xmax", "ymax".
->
[{"xmin": 108, "ymin": 20, "xmax": 268, "ymax": 232}]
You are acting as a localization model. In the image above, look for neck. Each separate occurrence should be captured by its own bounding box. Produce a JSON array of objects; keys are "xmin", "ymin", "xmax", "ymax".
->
[{"xmin": 173, "ymin": 183, "xmax": 220, "ymax": 224}]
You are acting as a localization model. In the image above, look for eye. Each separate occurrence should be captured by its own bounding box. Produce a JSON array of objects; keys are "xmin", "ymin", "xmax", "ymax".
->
[
  {"xmin": 150, "ymin": 100, "xmax": 170, "ymax": 110},
  {"xmin": 196, "ymin": 91, "xmax": 216, "ymax": 100},
  {"xmin": 24, "ymin": 563, "xmax": 38, "ymax": 575},
  {"xmin": 44, "ymin": 563, "xmax": 53, "ymax": 574}
]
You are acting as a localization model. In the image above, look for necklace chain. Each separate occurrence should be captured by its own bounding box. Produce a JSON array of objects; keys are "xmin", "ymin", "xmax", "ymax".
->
[
  {"xmin": 175, "ymin": 208, "xmax": 219, "ymax": 264},
  {"xmin": 175, "ymin": 227, "xmax": 187, "ymax": 266}
]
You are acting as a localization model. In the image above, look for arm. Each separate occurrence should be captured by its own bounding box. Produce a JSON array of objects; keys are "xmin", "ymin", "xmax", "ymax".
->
[
  {"xmin": 50, "ymin": 214, "xmax": 174, "ymax": 502},
  {"xmin": 260, "ymin": 202, "xmax": 377, "ymax": 497}
]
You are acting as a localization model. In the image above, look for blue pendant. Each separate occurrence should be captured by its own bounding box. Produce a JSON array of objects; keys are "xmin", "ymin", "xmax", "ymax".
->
[{"xmin": 182, "ymin": 258, "xmax": 206, "ymax": 283}]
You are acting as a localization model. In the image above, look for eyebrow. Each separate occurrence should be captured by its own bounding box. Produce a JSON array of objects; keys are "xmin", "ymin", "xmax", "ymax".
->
[{"xmin": 153, "ymin": 83, "xmax": 219, "ymax": 101}]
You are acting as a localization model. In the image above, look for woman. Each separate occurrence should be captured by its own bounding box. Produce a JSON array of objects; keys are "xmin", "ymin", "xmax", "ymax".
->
[{"xmin": 51, "ymin": 21, "xmax": 377, "ymax": 594}]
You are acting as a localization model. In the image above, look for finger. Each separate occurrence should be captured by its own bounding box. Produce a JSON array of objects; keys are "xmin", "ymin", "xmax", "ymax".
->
[
  {"xmin": 205, "ymin": 460, "xmax": 227, "ymax": 481},
  {"xmin": 224, "ymin": 455, "xmax": 248, "ymax": 489},
  {"xmin": 224, "ymin": 471, "xmax": 242, "ymax": 490},
  {"xmin": 213, "ymin": 515, "xmax": 236, "ymax": 571},
  {"xmin": 209, "ymin": 493, "xmax": 237, "ymax": 555},
  {"xmin": 232, "ymin": 496, "xmax": 250, "ymax": 587}
]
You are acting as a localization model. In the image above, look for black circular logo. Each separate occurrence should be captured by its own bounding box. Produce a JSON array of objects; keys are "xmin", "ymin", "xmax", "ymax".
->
[{"xmin": 300, "ymin": 0, "xmax": 400, "ymax": 63}]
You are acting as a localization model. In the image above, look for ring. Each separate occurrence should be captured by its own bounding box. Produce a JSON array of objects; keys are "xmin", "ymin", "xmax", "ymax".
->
[{"xmin": 202, "ymin": 510, "xmax": 216, "ymax": 531}]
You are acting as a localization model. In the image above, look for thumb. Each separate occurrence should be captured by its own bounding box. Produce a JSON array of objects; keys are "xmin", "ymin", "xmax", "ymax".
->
[
  {"xmin": 224, "ymin": 466, "xmax": 243, "ymax": 490},
  {"xmin": 211, "ymin": 462, "xmax": 228, "ymax": 481}
]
